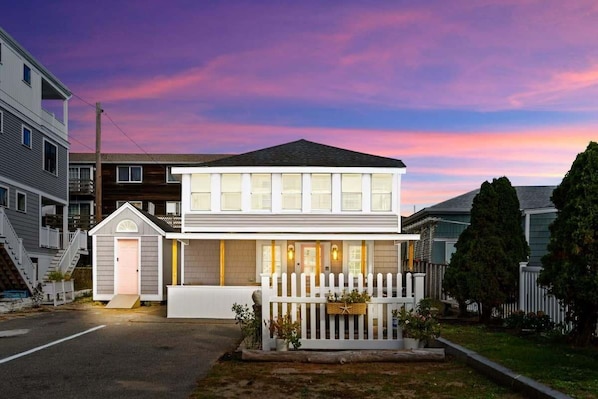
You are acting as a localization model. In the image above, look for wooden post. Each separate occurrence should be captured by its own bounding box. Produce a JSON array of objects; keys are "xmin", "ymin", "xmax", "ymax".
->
[
  {"xmin": 271, "ymin": 240, "xmax": 276, "ymax": 275},
  {"xmin": 316, "ymin": 240, "xmax": 321, "ymax": 285},
  {"xmin": 408, "ymin": 241, "xmax": 414, "ymax": 272},
  {"xmin": 171, "ymin": 240, "xmax": 178, "ymax": 286},
  {"xmin": 219, "ymin": 240, "xmax": 225, "ymax": 286},
  {"xmin": 94, "ymin": 102, "xmax": 103, "ymax": 222}
]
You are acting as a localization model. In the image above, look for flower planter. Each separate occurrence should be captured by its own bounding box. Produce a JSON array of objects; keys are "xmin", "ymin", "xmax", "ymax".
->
[
  {"xmin": 403, "ymin": 337, "xmax": 420, "ymax": 350},
  {"xmin": 275, "ymin": 338, "xmax": 289, "ymax": 351},
  {"xmin": 326, "ymin": 302, "xmax": 367, "ymax": 315}
]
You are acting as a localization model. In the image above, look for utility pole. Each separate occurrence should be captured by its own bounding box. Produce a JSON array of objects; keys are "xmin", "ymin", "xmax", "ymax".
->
[{"xmin": 95, "ymin": 102, "xmax": 103, "ymax": 223}]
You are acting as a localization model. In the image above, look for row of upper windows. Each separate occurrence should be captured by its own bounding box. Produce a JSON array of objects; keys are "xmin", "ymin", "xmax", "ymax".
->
[
  {"xmin": 0, "ymin": 186, "xmax": 27, "ymax": 213},
  {"xmin": 190, "ymin": 173, "xmax": 394, "ymax": 212},
  {"xmin": 115, "ymin": 166, "xmax": 180, "ymax": 183}
]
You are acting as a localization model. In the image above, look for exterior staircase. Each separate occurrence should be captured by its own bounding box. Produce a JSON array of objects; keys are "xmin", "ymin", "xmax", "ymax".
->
[
  {"xmin": 0, "ymin": 209, "xmax": 36, "ymax": 294},
  {"xmin": 42, "ymin": 229, "xmax": 88, "ymax": 281}
]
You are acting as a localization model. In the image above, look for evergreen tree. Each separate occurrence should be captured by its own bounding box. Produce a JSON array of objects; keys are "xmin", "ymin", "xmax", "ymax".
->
[
  {"xmin": 538, "ymin": 142, "xmax": 598, "ymax": 346},
  {"xmin": 443, "ymin": 177, "xmax": 529, "ymax": 321}
]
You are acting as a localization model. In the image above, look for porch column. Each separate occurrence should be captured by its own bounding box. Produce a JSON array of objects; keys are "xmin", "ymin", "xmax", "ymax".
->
[
  {"xmin": 316, "ymin": 240, "xmax": 321, "ymax": 285},
  {"xmin": 408, "ymin": 241, "xmax": 414, "ymax": 272},
  {"xmin": 219, "ymin": 240, "xmax": 225, "ymax": 286},
  {"xmin": 171, "ymin": 240, "xmax": 177, "ymax": 286}
]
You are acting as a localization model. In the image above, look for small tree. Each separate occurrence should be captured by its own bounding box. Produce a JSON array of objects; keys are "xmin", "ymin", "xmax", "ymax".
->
[
  {"xmin": 444, "ymin": 177, "xmax": 529, "ymax": 321},
  {"xmin": 538, "ymin": 142, "xmax": 598, "ymax": 346}
]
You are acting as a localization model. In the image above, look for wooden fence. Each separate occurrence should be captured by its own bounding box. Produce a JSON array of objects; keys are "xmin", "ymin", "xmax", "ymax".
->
[{"xmin": 260, "ymin": 272, "xmax": 425, "ymax": 351}]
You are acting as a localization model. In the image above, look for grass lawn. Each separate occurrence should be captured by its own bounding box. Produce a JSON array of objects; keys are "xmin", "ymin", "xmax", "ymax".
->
[{"xmin": 441, "ymin": 323, "xmax": 598, "ymax": 399}]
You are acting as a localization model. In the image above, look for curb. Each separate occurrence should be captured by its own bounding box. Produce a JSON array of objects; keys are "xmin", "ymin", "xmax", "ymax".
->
[{"xmin": 437, "ymin": 337, "xmax": 572, "ymax": 399}]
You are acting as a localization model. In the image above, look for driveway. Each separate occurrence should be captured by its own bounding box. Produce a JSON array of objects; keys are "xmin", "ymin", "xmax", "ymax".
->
[{"xmin": 0, "ymin": 303, "xmax": 241, "ymax": 398}]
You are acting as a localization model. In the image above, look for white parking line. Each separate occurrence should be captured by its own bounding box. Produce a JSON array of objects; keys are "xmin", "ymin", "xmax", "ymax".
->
[{"xmin": 0, "ymin": 325, "xmax": 106, "ymax": 364}]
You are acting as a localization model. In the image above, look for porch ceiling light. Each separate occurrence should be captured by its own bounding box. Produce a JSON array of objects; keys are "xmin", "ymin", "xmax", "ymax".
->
[
  {"xmin": 288, "ymin": 244, "xmax": 295, "ymax": 260},
  {"xmin": 332, "ymin": 244, "xmax": 339, "ymax": 261}
]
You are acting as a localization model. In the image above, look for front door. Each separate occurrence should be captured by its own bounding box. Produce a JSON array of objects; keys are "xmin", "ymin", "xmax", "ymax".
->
[{"xmin": 116, "ymin": 239, "xmax": 139, "ymax": 295}]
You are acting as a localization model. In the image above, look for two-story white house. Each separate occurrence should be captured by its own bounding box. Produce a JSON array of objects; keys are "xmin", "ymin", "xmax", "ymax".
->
[
  {"xmin": 166, "ymin": 139, "xmax": 419, "ymax": 317},
  {"xmin": 0, "ymin": 27, "xmax": 77, "ymax": 294}
]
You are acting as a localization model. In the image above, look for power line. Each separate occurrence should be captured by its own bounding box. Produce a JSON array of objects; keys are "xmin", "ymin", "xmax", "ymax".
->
[
  {"xmin": 69, "ymin": 134, "xmax": 95, "ymax": 152},
  {"xmin": 71, "ymin": 92, "xmax": 96, "ymax": 109}
]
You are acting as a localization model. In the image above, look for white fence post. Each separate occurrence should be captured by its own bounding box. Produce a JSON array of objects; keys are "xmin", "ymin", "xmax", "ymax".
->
[
  {"xmin": 260, "ymin": 273, "xmax": 272, "ymax": 351},
  {"xmin": 519, "ymin": 262, "xmax": 528, "ymax": 312},
  {"xmin": 413, "ymin": 273, "xmax": 425, "ymax": 305}
]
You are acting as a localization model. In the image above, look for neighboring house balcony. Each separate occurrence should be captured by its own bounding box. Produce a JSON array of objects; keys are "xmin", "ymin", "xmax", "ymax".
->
[
  {"xmin": 44, "ymin": 214, "xmax": 96, "ymax": 235},
  {"xmin": 69, "ymin": 178, "xmax": 95, "ymax": 197}
]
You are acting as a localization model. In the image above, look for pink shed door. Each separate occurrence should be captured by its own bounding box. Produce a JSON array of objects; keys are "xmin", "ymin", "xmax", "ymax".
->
[{"xmin": 116, "ymin": 239, "xmax": 139, "ymax": 295}]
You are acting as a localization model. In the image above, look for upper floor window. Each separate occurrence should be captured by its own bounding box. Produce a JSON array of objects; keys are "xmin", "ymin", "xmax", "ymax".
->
[
  {"xmin": 251, "ymin": 174, "xmax": 271, "ymax": 210},
  {"xmin": 116, "ymin": 200, "xmax": 142, "ymax": 209},
  {"xmin": 166, "ymin": 201, "xmax": 181, "ymax": 216},
  {"xmin": 117, "ymin": 166, "xmax": 142, "ymax": 183},
  {"xmin": 281, "ymin": 174, "xmax": 301, "ymax": 210},
  {"xmin": 191, "ymin": 173, "xmax": 211, "ymax": 211},
  {"xmin": 371, "ymin": 174, "xmax": 392, "ymax": 212},
  {"xmin": 311, "ymin": 174, "xmax": 331, "ymax": 211},
  {"xmin": 166, "ymin": 166, "xmax": 180, "ymax": 183},
  {"xmin": 342, "ymin": 174, "xmax": 362, "ymax": 211},
  {"xmin": 22, "ymin": 125, "xmax": 32, "ymax": 148},
  {"xmin": 0, "ymin": 186, "xmax": 8, "ymax": 208},
  {"xmin": 221, "ymin": 174, "xmax": 241, "ymax": 211},
  {"xmin": 23, "ymin": 64, "xmax": 31, "ymax": 85},
  {"xmin": 16, "ymin": 191, "xmax": 26, "ymax": 213},
  {"xmin": 43, "ymin": 140, "xmax": 58, "ymax": 175}
]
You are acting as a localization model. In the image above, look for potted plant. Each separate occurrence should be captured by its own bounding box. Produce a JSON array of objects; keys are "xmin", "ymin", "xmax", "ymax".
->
[
  {"xmin": 266, "ymin": 314, "xmax": 301, "ymax": 351},
  {"xmin": 326, "ymin": 289, "xmax": 371, "ymax": 315},
  {"xmin": 393, "ymin": 299, "xmax": 440, "ymax": 349}
]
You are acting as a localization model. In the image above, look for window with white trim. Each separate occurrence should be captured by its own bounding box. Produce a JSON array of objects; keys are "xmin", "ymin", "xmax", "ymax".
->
[
  {"xmin": 0, "ymin": 186, "xmax": 8, "ymax": 208},
  {"xmin": 43, "ymin": 139, "xmax": 57, "ymax": 175},
  {"xmin": 116, "ymin": 219, "xmax": 138, "ymax": 233},
  {"xmin": 166, "ymin": 201, "xmax": 181, "ymax": 215},
  {"xmin": 281, "ymin": 173, "xmax": 301, "ymax": 210},
  {"xmin": 261, "ymin": 244, "xmax": 282, "ymax": 275},
  {"xmin": 16, "ymin": 191, "xmax": 26, "ymax": 213},
  {"xmin": 23, "ymin": 64, "xmax": 31, "ymax": 85},
  {"xmin": 342, "ymin": 174, "xmax": 362, "ymax": 211},
  {"xmin": 166, "ymin": 166, "xmax": 179, "ymax": 183},
  {"xmin": 251, "ymin": 174, "xmax": 271, "ymax": 210},
  {"xmin": 221, "ymin": 174, "xmax": 241, "ymax": 211},
  {"xmin": 371, "ymin": 174, "xmax": 392, "ymax": 211},
  {"xmin": 191, "ymin": 173, "xmax": 211, "ymax": 211},
  {"xmin": 22, "ymin": 125, "xmax": 32, "ymax": 148},
  {"xmin": 116, "ymin": 201, "xmax": 142, "ymax": 209},
  {"xmin": 346, "ymin": 242, "xmax": 363, "ymax": 276},
  {"xmin": 117, "ymin": 166, "xmax": 142, "ymax": 183},
  {"xmin": 311, "ymin": 174, "xmax": 331, "ymax": 211}
]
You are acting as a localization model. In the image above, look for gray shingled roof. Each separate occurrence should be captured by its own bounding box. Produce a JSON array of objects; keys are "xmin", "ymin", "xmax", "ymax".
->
[
  {"xmin": 404, "ymin": 186, "xmax": 556, "ymax": 225},
  {"xmin": 69, "ymin": 153, "xmax": 230, "ymax": 164},
  {"xmin": 198, "ymin": 139, "xmax": 406, "ymax": 168},
  {"xmin": 137, "ymin": 208, "xmax": 177, "ymax": 233}
]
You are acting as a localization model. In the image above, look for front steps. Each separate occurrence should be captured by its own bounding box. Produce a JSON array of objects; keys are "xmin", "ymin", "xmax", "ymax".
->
[{"xmin": 106, "ymin": 294, "xmax": 141, "ymax": 309}]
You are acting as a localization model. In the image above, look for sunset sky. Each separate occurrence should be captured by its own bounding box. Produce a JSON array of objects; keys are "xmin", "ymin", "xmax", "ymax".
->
[{"xmin": 2, "ymin": 1, "xmax": 597, "ymax": 214}]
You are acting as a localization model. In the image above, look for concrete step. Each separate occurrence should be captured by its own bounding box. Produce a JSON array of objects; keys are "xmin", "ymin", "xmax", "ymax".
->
[{"xmin": 105, "ymin": 294, "xmax": 141, "ymax": 309}]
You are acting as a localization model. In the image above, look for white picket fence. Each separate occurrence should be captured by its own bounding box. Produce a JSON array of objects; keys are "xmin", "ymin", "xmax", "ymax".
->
[
  {"xmin": 519, "ymin": 262, "xmax": 567, "ymax": 325},
  {"xmin": 260, "ymin": 272, "xmax": 425, "ymax": 351}
]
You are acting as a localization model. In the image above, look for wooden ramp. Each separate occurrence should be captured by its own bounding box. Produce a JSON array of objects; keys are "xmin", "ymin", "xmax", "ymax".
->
[{"xmin": 106, "ymin": 294, "xmax": 140, "ymax": 309}]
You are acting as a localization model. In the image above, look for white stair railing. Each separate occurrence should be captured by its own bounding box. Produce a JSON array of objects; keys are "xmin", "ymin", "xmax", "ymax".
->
[
  {"xmin": 54, "ymin": 229, "xmax": 87, "ymax": 277},
  {"xmin": 0, "ymin": 208, "xmax": 36, "ymax": 292}
]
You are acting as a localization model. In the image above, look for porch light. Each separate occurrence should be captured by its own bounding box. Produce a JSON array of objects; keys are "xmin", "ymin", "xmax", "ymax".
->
[
  {"xmin": 331, "ymin": 244, "xmax": 339, "ymax": 261},
  {"xmin": 287, "ymin": 244, "xmax": 295, "ymax": 260}
]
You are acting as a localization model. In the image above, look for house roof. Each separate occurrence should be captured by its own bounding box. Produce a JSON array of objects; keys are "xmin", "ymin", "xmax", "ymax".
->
[
  {"xmin": 404, "ymin": 185, "xmax": 556, "ymax": 226},
  {"xmin": 69, "ymin": 153, "xmax": 230, "ymax": 164},
  {"xmin": 197, "ymin": 139, "xmax": 406, "ymax": 168},
  {"xmin": 89, "ymin": 202, "xmax": 175, "ymax": 235}
]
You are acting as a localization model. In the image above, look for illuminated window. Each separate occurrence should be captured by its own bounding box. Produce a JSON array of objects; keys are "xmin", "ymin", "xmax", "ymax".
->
[
  {"xmin": 371, "ymin": 174, "xmax": 392, "ymax": 211},
  {"xmin": 311, "ymin": 174, "xmax": 331, "ymax": 211},
  {"xmin": 221, "ymin": 174, "xmax": 241, "ymax": 210},
  {"xmin": 342, "ymin": 174, "xmax": 362, "ymax": 211},
  {"xmin": 282, "ymin": 174, "xmax": 301, "ymax": 210},
  {"xmin": 191, "ymin": 174, "xmax": 211, "ymax": 210},
  {"xmin": 251, "ymin": 174, "xmax": 271, "ymax": 210}
]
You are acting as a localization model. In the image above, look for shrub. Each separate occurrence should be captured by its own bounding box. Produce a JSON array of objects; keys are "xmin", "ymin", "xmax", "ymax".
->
[
  {"xmin": 504, "ymin": 310, "xmax": 555, "ymax": 334},
  {"xmin": 231, "ymin": 303, "xmax": 261, "ymax": 349}
]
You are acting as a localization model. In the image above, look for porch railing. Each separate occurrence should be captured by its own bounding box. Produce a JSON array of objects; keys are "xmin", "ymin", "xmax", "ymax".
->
[
  {"xmin": 0, "ymin": 208, "xmax": 36, "ymax": 291},
  {"xmin": 55, "ymin": 229, "xmax": 88, "ymax": 276},
  {"xmin": 260, "ymin": 272, "xmax": 425, "ymax": 351},
  {"xmin": 40, "ymin": 226, "xmax": 60, "ymax": 249}
]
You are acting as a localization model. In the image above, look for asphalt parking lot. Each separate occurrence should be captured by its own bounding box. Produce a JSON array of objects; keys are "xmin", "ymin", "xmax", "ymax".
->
[{"xmin": 0, "ymin": 303, "xmax": 241, "ymax": 398}]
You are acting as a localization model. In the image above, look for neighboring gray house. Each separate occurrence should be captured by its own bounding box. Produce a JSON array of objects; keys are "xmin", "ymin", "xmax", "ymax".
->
[
  {"xmin": 0, "ymin": 27, "xmax": 81, "ymax": 294},
  {"xmin": 88, "ymin": 202, "xmax": 178, "ymax": 302},
  {"xmin": 402, "ymin": 186, "xmax": 557, "ymax": 266}
]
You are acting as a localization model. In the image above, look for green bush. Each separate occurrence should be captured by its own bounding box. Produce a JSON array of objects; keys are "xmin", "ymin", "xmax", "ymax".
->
[
  {"xmin": 504, "ymin": 310, "xmax": 555, "ymax": 334},
  {"xmin": 231, "ymin": 303, "xmax": 262, "ymax": 349}
]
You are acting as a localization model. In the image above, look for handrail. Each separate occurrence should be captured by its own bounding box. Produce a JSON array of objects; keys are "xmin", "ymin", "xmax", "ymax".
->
[
  {"xmin": 0, "ymin": 208, "xmax": 35, "ymax": 292},
  {"xmin": 56, "ymin": 229, "xmax": 87, "ymax": 276}
]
